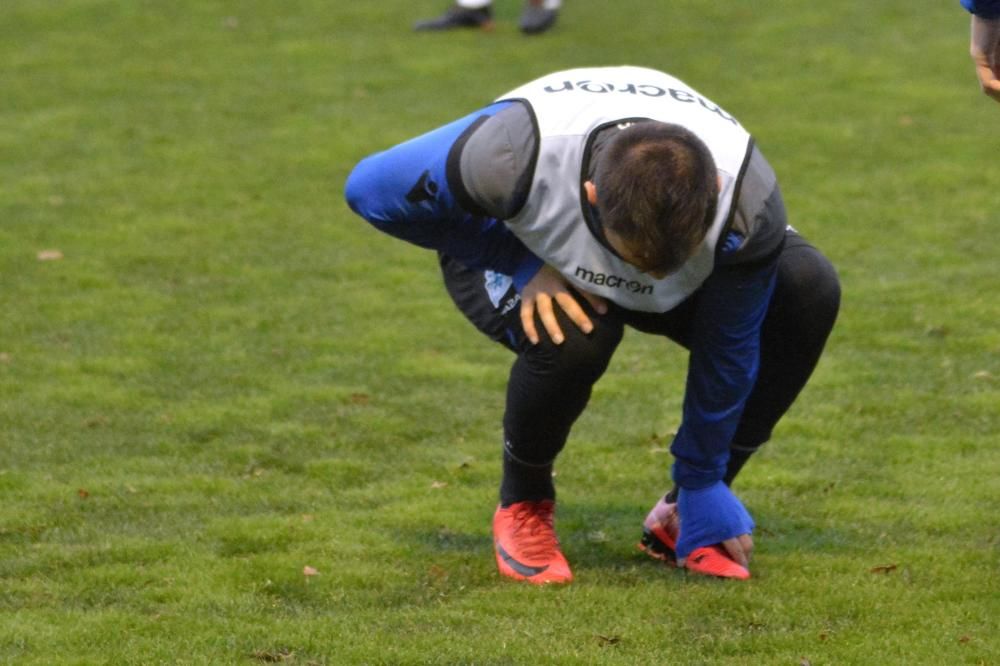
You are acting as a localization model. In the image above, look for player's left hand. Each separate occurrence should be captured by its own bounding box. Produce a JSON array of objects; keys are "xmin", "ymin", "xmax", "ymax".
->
[
  {"xmin": 675, "ymin": 481, "xmax": 755, "ymax": 567},
  {"xmin": 520, "ymin": 264, "xmax": 607, "ymax": 345}
]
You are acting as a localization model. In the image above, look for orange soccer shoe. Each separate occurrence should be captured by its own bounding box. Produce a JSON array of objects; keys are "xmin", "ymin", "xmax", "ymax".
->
[
  {"xmin": 493, "ymin": 500, "xmax": 573, "ymax": 585},
  {"xmin": 639, "ymin": 496, "xmax": 750, "ymax": 580}
]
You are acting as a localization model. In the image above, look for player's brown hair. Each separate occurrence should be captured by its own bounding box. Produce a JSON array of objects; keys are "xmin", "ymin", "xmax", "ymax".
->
[{"xmin": 594, "ymin": 122, "xmax": 718, "ymax": 275}]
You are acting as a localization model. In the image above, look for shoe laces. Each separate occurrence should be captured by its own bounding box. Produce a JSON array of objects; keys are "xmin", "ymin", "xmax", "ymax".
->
[{"xmin": 510, "ymin": 502, "xmax": 559, "ymax": 559}]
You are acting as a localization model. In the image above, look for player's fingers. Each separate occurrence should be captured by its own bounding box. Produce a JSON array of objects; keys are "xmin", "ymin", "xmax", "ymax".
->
[
  {"xmin": 721, "ymin": 535, "xmax": 752, "ymax": 568},
  {"xmin": 536, "ymin": 294, "xmax": 565, "ymax": 344},
  {"xmin": 554, "ymin": 292, "xmax": 594, "ymax": 335},
  {"xmin": 578, "ymin": 289, "xmax": 608, "ymax": 315},
  {"xmin": 973, "ymin": 57, "xmax": 1000, "ymax": 101},
  {"xmin": 977, "ymin": 66, "xmax": 999, "ymax": 92},
  {"xmin": 984, "ymin": 78, "xmax": 1000, "ymax": 102},
  {"xmin": 520, "ymin": 296, "xmax": 540, "ymax": 345}
]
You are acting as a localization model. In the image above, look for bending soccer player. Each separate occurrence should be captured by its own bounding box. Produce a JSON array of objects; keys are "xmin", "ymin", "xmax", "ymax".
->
[{"xmin": 345, "ymin": 66, "xmax": 840, "ymax": 583}]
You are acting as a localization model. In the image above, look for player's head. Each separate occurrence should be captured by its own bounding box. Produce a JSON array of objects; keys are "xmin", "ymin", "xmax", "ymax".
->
[{"xmin": 590, "ymin": 122, "xmax": 718, "ymax": 277}]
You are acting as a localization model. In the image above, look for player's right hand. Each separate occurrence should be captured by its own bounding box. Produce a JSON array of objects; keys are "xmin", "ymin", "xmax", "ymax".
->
[{"xmin": 520, "ymin": 264, "xmax": 607, "ymax": 345}]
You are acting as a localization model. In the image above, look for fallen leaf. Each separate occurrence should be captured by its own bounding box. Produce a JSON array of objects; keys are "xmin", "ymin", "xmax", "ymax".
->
[
  {"xmin": 431, "ymin": 481, "xmax": 448, "ymax": 489},
  {"xmin": 958, "ymin": 635, "xmax": 972, "ymax": 644},
  {"xmin": 800, "ymin": 659, "xmax": 813, "ymax": 666},
  {"xmin": 302, "ymin": 565, "xmax": 319, "ymax": 577},
  {"xmin": 925, "ymin": 325, "xmax": 949, "ymax": 338},
  {"xmin": 595, "ymin": 634, "xmax": 621, "ymax": 646},
  {"xmin": 37, "ymin": 249, "xmax": 64, "ymax": 261},
  {"xmin": 83, "ymin": 415, "xmax": 109, "ymax": 428},
  {"xmin": 870, "ymin": 564, "xmax": 897, "ymax": 574},
  {"xmin": 349, "ymin": 393, "xmax": 370, "ymax": 405},
  {"xmin": 251, "ymin": 647, "xmax": 294, "ymax": 662},
  {"xmin": 77, "ymin": 488, "xmax": 90, "ymax": 499},
  {"xmin": 973, "ymin": 370, "xmax": 993, "ymax": 381}
]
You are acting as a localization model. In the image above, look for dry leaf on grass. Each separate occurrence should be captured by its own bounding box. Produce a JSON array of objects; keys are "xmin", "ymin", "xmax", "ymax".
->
[
  {"xmin": 251, "ymin": 648, "xmax": 294, "ymax": 662},
  {"xmin": 37, "ymin": 249, "xmax": 64, "ymax": 261}
]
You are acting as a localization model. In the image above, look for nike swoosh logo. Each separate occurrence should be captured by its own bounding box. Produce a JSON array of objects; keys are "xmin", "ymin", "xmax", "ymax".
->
[{"xmin": 496, "ymin": 542, "xmax": 550, "ymax": 577}]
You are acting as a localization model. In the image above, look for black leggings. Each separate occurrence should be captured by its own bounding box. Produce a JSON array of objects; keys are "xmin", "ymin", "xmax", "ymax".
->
[{"xmin": 440, "ymin": 230, "xmax": 841, "ymax": 503}]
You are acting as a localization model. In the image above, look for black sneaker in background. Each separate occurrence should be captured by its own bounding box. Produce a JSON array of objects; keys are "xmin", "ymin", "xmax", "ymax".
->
[
  {"xmin": 414, "ymin": 4, "xmax": 495, "ymax": 31},
  {"xmin": 518, "ymin": 0, "xmax": 557, "ymax": 34}
]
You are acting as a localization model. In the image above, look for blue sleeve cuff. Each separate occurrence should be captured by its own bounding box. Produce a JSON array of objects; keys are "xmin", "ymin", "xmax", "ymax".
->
[
  {"xmin": 511, "ymin": 253, "xmax": 544, "ymax": 292},
  {"xmin": 963, "ymin": 0, "xmax": 1000, "ymax": 18},
  {"xmin": 676, "ymin": 482, "xmax": 754, "ymax": 559}
]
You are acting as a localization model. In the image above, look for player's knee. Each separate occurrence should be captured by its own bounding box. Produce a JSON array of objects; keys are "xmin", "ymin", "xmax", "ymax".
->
[
  {"xmin": 810, "ymin": 255, "xmax": 841, "ymax": 330},
  {"xmin": 781, "ymin": 244, "xmax": 841, "ymax": 331},
  {"xmin": 523, "ymin": 311, "xmax": 623, "ymax": 382}
]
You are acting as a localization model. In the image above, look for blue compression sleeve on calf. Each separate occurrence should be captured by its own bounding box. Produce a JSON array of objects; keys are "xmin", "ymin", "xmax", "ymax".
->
[{"xmin": 676, "ymin": 482, "xmax": 754, "ymax": 560}]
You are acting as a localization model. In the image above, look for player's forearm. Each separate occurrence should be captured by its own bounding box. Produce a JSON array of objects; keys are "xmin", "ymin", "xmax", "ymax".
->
[{"xmin": 670, "ymin": 260, "xmax": 777, "ymax": 489}]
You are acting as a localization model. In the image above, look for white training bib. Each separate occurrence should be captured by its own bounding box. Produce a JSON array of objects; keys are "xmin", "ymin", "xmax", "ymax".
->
[{"xmin": 497, "ymin": 66, "xmax": 753, "ymax": 312}]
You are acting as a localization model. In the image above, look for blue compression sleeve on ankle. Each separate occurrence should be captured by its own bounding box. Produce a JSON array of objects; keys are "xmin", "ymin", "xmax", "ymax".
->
[{"xmin": 676, "ymin": 482, "xmax": 754, "ymax": 560}]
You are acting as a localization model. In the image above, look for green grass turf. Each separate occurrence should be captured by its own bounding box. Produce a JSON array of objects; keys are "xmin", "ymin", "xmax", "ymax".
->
[{"xmin": 2, "ymin": 0, "xmax": 998, "ymax": 663}]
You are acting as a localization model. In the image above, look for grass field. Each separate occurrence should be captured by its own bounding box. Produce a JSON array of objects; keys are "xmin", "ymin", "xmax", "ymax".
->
[{"xmin": 2, "ymin": 0, "xmax": 999, "ymax": 664}]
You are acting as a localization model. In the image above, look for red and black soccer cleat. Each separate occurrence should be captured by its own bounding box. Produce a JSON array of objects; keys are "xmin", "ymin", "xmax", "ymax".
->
[
  {"xmin": 639, "ymin": 496, "xmax": 750, "ymax": 580},
  {"xmin": 493, "ymin": 500, "xmax": 573, "ymax": 584}
]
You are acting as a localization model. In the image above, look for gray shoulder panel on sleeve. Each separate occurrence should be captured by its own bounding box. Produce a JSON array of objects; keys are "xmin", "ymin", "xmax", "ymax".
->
[
  {"xmin": 458, "ymin": 102, "xmax": 537, "ymax": 219},
  {"xmin": 722, "ymin": 145, "xmax": 788, "ymax": 265}
]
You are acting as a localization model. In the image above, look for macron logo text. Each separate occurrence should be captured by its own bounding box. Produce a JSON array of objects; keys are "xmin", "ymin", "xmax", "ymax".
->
[{"xmin": 574, "ymin": 266, "xmax": 653, "ymax": 295}]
